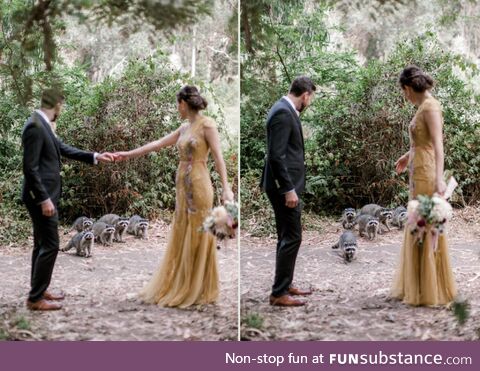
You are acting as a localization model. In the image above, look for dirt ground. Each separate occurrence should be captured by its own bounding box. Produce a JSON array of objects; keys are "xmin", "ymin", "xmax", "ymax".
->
[
  {"xmin": 0, "ymin": 220, "xmax": 238, "ymax": 341},
  {"xmin": 241, "ymin": 208, "xmax": 480, "ymax": 341}
]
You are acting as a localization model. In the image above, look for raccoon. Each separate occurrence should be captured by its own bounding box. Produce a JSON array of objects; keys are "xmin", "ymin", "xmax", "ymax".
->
[
  {"xmin": 92, "ymin": 222, "xmax": 115, "ymax": 246},
  {"xmin": 98, "ymin": 214, "xmax": 129, "ymax": 242},
  {"xmin": 332, "ymin": 230, "xmax": 358, "ymax": 263},
  {"xmin": 357, "ymin": 214, "xmax": 380, "ymax": 240},
  {"xmin": 64, "ymin": 216, "xmax": 94, "ymax": 234},
  {"xmin": 61, "ymin": 231, "xmax": 94, "ymax": 257},
  {"xmin": 341, "ymin": 208, "xmax": 357, "ymax": 229},
  {"xmin": 392, "ymin": 206, "xmax": 408, "ymax": 230},
  {"xmin": 127, "ymin": 215, "xmax": 149, "ymax": 239},
  {"xmin": 359, "ymin": 204, "xmax": 393, "ymax": 233}
]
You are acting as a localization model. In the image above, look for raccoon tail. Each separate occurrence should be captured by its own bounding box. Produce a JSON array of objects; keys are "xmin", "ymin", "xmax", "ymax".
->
[{"xmin": 61, "ymin": 240, "xmax": 73, "ymax": 252}]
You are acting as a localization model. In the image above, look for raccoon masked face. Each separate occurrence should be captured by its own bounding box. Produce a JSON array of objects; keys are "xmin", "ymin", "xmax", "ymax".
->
[
  {"xmin": 367, "ymin": 219, "xmax": 379, "ymax": 228},
  {"xmin": 105, "ymin": 226, "xmax": 115, "ymax": 234},
  {"xmin": 83, "ymin": 231, "xmax": 94, "ymax": 241},
  {"xmin": 381, "ymin": 210, "xmax": 393, "ymax": 220},
  {"xmin": 345, "ymin": 249, "xmax": 356, "ymax": 262},
  {"xmin": 344, "ymin": 208, "xmax": 356, "ymax": 221},
  {"xmin": 83, "ymin": 220, "xmax": 93, "ymax": 229},
  {"xmin": 118, "ymin": 220, "xmax": 129, "ymax": 229}
]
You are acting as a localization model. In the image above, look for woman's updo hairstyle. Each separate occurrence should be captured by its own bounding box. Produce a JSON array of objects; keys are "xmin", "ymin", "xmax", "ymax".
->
[
  {"xmin": 176, "ymin": 85, "xmax": 208, "ymax": 111},
  {"xmin": 399, "ymin": 65, "xmax": 435, "ymax": 93}
]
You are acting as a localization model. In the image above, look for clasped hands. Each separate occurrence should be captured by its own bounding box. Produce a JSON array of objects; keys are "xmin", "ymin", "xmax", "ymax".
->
[{"xmin": 96, "ymin": 152, "xmax": 129, "ymax": 163}]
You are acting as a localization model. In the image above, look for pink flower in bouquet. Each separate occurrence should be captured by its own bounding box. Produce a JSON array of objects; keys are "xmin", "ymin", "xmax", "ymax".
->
[{"xmin": 407, "ymin": 200, "xmax": 420, "ymax": 225}]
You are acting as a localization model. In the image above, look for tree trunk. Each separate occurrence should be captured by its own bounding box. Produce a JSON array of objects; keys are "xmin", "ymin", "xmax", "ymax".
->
[
  {"xmin": 191, "ymin": 26, "xmax": 197, "ymax": 77},
  {"xmin": 241, "ymin": 3, "xmax": 253, "ymax": 55}
]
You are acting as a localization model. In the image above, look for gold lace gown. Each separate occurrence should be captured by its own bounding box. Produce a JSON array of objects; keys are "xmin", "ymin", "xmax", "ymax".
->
[
  {"xmin": 139, "ymin": 116, "xmax": 219, "ymax": 308},
  {"xmin": 391, "ymin": 97, "xmax": 457, "ymax": 306}
]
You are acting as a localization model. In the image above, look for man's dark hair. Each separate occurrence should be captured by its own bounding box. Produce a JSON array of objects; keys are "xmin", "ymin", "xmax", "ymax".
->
[
  {"xmin": 41, "ymin": 89, "xmax": 65, "ymax": 109},
  {"xmin": 289, "ymin": 76, "xmax": 316, "ymax": 97}
]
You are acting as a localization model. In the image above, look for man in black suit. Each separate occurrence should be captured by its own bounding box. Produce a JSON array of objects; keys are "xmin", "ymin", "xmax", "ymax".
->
[
  {"xmin": 261, "ymin": 76, "xmax": 316, "ymax": 307},
  {"xmin": 22, "ymin": 89, "xmax": 113, "ymax": 311}
]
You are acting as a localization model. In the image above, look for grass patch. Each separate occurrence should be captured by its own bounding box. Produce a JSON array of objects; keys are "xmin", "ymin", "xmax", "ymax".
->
[
  {"xmin": 452, "ymin": 300, "xmax": 470, "ymax": 325},
  {"xmin": 14, "ymin": 316, "xmax": 31, "ymax": 331},
  {"xmin": 0, "ymin": 328, "xmax": 9, "ymax": 341},
  {"xmin": 243, "ymin": 313, "xmax": 264, "ymax": 330}
]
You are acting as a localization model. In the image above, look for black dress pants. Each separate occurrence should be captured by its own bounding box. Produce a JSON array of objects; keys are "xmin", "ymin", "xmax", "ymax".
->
[
  {"xmin": 266, "ymin": 190, "xmax": 302, "ymax": 297},
  {"xmin": 25, "ymin": 201, "xmax": 59, "ymax": 302}
]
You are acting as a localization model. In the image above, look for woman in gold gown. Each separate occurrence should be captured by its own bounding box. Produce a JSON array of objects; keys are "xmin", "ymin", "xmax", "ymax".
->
[
  {"xmin": 391, "ymin": 66, "xmax": 457, "ymax": 306},
  {"xmin": 115, "ymin": 85, "xmax": 234, "ymax": 308}
]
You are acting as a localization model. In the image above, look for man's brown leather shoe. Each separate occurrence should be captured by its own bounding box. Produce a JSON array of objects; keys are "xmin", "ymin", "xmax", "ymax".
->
[
  {"xmin": 288, "ymin": 287, "xmax": 312, "ymax": 296},
  {"xmin": 269, "ymin": 295, "xmax": 305, "ymax": 307},
  {"xmin": 43, "ymin": 290, "xmax": 65, "ymax": 301},
  {"xmin": 26, "ymin": 299, "xmax": 62, "ymax": 311}
]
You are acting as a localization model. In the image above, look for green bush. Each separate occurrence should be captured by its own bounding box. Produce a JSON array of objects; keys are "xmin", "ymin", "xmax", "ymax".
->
[
  {"xmin": 306, "ymin": 32, "xmax": 480, "ymax": 211},
  {"xmin": 241, "ymin": 7, "xmax": 480, "ymax": 225},
  {"xmin": 0, "ymin": 55, "xmax": 237, "ymax": 244},
  {"xmin": 58, "ymin": 56, "xmax": 236, "ymax": 221}
]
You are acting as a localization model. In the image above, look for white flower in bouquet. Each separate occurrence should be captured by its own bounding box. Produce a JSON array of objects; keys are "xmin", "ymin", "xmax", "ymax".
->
[
  {"xmin": 405, "ymin": 177, "xmax": 457, "ymax": 250},
  {"xmin": 202, "ymin": 201, "xmax": 239, "ymax": 240},
  {"xmin": 203, "ymin": 215, "xmax": 216, "ymax": 230},
  {"xmin": 431, "ymin": 196, "xmax": 453, "ymax": 223}
]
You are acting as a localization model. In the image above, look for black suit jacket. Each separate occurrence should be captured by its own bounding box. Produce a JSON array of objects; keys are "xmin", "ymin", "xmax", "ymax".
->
[
  {"xmin": 261, "ymin": 97, "xmax": 306, "ymax": 195},
  {"xmin": 21, "ymin": 111, "xmax": 95, "ymax": 206}
]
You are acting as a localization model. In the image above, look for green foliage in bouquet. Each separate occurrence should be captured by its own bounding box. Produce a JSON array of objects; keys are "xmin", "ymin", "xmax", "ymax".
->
[
  {"xmin": 225, "ymin": 201, "xmax": 239, "ymax": 225},
  {"xmin": 416, "ymin": 195, "xmax": 435, "ymax": 224}
]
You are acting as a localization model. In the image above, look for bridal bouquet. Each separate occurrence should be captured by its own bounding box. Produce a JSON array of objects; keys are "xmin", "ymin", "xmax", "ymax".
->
[
  {"xmin": 407, "ymin": 177, "xmax": 457, "ymax": 249},
  {"xmin": 202, "ymin": 201, "xmax": 239, "ymax": 240}
]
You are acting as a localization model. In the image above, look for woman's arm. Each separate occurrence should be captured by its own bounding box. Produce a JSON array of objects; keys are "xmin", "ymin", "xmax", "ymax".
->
[
  {"xmin": 395, "ymin": 150, "xmax": 410, "ymax": 174},
  {"xmin": 424, "ymin": 109, "xmax": 446, "ymax": 194},
  {"xmin": 204, "ymin": 124, "xmax": 234, "ymax": 202},
  {"xmin": 115, "ymin": 126, "xmax": 183, "ymax": 161}
]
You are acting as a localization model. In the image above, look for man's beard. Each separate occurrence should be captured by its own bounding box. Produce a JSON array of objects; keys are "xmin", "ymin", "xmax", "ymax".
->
[
  {"xmin": 298, "ymin": 102, "xmax": 306, "ymax": 112},
  {"xmin": 52, "ymin": 113, "xmax": 59, "ymax": 122}
]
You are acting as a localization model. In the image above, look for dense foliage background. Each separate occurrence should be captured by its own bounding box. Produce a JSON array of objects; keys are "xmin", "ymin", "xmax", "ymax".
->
[
  {"xmin": 0, "ymin": 0, "xmax": 238, "ymax": 245},
  {"xmin": 241, "ymin": 0, "xmax": 480, "ymax": 234}
]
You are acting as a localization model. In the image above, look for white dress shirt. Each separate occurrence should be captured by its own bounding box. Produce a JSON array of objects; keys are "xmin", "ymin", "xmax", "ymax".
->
[{"xmin": 283, "ymin": 96, "xmax": 300, "ymax": 116}]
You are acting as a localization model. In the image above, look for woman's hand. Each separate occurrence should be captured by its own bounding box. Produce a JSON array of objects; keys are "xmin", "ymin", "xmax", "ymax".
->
[
  {"xmin": 395, "ymin": 153, "xmax": 409, "ymax": 174},
  {"xmin": 96, "ymin": 152, "xmax": 115, "ymax": 163},
  {"xmin": 222, "ymin": 187, "xmax": 234, "ymax": 203},
  {"xmin": 436, "ymin": 179, "xmax": 447, "ymax": 196},
  {"xmin": 113, "ymin": 151, "xmax": 131, "ymax": 162}
]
